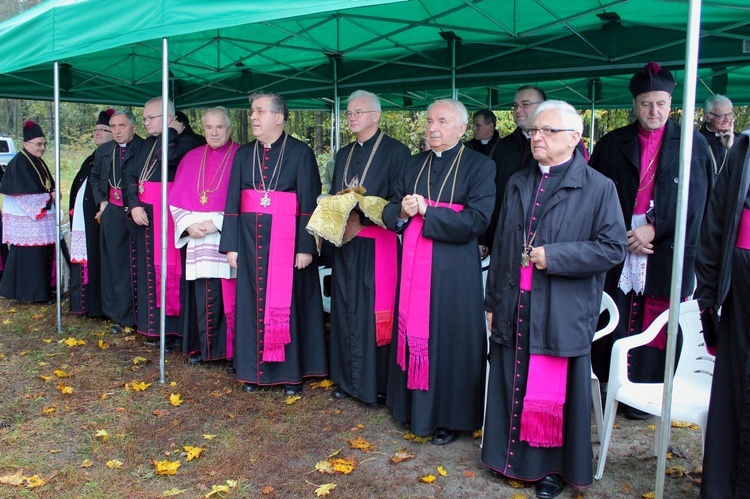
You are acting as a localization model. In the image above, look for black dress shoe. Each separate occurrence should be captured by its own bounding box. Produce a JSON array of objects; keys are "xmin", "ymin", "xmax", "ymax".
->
[
  {"xmin": 331, "ymin": 387, "xmax": 350, "ymax": 399},
  {"xmin": 225, "ymin": 362, "xmax": 236, "ymax": 374},
  {"xmin": 488, "ymin": 468, "xmax": 505, "ymax": 479},
  {"xmin": 242, "ymin": 383, "xmax": 258, "ymax": 392},
  {"xmin": 110, "ymin": 324, "xmax": 124, "ymax": 334},
  {"xmin": 536, "ymin": 474, "xmax": 565, "ymax": 499},
  {"xmin": 284, "ymin": 384, "xmax": 302, "ymax": 396},
  {"xmin": 188, "ymin": 354, "xmax": 204, "ymax": 365},
  {"xmin": 365, "ymin": 393, "xmax": 386, "ymax": 408},
  {"xmin": 432, "ymin": 428, "xmax": 459, "ymax": 445}
]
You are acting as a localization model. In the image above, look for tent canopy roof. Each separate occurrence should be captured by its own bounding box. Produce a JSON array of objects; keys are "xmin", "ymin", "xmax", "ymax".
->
[{"xmin": 0, "ymin": 0, "xmax": 749, "ymax": 110}]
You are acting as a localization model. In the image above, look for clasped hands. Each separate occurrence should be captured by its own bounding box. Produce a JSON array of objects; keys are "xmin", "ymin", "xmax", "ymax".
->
[
  {"xmin": 400, "ymin": 193, "xmax": 428, "ymax": 219},
  {"xmin": 226, "ymin": 251, "xmax": 312, "ymax": 270},
  {"xmin": 628, "ymin": 223, "xmax": 655, "ymax": 255},
  {"xmin": 186, "ymin": 220, "xmax": 218, "ymax": 239}
]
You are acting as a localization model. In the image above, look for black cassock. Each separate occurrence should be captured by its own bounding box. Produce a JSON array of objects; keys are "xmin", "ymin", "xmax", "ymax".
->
[
  {"xmin": 695, "ymin": 134, "xmax": 750, "ymax": 498},
  {"xmin": 328, "ymin": 129, "xmax": 410, "ymax": 404},
  {"xmin": 90, "ymin": 137, "xmax": 144, "ymax": 327},
  {"xmin": 382, "ymin": 142, "xmax": 495, "ymax": 436},
  {"xmin": 220, "ymin": 132, "xmax": 327, "ymax": 386},
  {"xmin": 68, "ymin": 152, "xmax": 102, "ymax": 317},
  {"xmin": 123, "ymin": 130, "xmax": 201, "ymax": 337}
]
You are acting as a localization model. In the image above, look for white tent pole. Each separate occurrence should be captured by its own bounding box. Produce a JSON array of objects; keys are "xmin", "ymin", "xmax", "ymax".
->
[
  {"xmin": 655, "ymin": 0, "xmax": 702, "ymax": 496},
  {"xmin": 158, "ymin": 37, "xmax": 168, "ymax": 384},
  {"xmin": 332, "ymin": 56, "xmax": 340, "ymax": 153},
  {"xmin": 53, "ymin": 61, "xmax": 62, "ymax": 334},
  {"xmin": 450, "ymin": 38, "xmax": 457, "ymax": 101},
  {"xmin": 589, "ymin": 79, "xmax": 597, "ymax": 156}
]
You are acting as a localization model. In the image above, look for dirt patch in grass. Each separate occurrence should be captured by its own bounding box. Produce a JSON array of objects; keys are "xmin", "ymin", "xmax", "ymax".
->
[{"xmin": 0, "ymin": 298, "xmax": 703, "ymax": 498}]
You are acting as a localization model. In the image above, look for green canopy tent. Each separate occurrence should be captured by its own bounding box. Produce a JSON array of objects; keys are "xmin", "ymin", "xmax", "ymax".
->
[{"xmin": 0, "ymin": 0, "xmax": 749, "ymax": 109}]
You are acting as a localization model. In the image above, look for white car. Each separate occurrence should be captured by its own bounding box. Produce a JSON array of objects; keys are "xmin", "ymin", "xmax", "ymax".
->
[{"xmin": 0, "ymin": 134, "xmax": 16, "ymax": 171}]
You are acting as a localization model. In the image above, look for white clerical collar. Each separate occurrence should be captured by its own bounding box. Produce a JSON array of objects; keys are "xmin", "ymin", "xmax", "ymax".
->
[
  {"xmin": 538, "ymin": 153, "xmax": 574, "ymax": 173},
  {"xmin": 480, "ymin": 139, "xmax": 490, "ymax": 145},
  {"xmin": 118, "ymin": 142, "xmax": 128, "ymax": 147},
  {"xmin": 433, "ymin": 141, "xmax": 461, "ymax": 158}
]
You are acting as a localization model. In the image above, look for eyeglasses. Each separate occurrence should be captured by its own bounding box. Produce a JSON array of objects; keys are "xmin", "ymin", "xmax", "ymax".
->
[
  {"xmin": 251, "ymin": 108, "xmax": 280, "ymax": 116},
  {"xmin": 511, "ymin": 101, "xmax": 542, "ymax": 111},
  {"xmin": 345, "ymin": 110, "xmax": 377, "ymax": 118},
  {"xmin": 142, "ymin": 115, "xmax": 162, "ymax": 123},
  {"xmin": 525, "ymin": 127, "xmax": 576, "ymax": 137},
  {"xmin": 706, "ymin": 111, "xmax": 735, "ymax": 121},
  {"xmin": 26, "ymin": 141, "xmax": 47, "ymax": 147},
  {"xmin": 93, "ymin": 127, "xmax": 111, "ymax": 133}
]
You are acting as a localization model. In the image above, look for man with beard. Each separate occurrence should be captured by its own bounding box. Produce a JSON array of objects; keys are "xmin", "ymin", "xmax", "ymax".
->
[
  {"xmin": 383, "ymin": 99, "xmax": 494, "ymax": 445},
  {"xmin": 327, "ymin": 90, "xmax": 410, "ymax": 406},
  {"xmin": 170, "ymin": 107, "xmax": 238, "ymax": 370},
  {"xmin": 68, "ymin": 108, "xmax": 114, "ymax": 317},
  {"xmin": 220, "ymin": 93, "xmax": 327, "ymax": 395},
  {"xmin": 123, "ymin": 97, "xmax": 202, "ymax": 346}
]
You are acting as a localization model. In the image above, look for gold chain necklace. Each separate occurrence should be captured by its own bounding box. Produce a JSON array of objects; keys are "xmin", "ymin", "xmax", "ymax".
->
[
  {"xmin": 340, "ymin": 130, "xmax": 384, "ymax": 191},
  {"xmin": 137, "ymin": 140, "xmax": 159, "ymax": 194},
  {"xmin": 413, "ymin": 145, "xmax": 464, "ymax": 207},
  {"xmin": 197, "ymin": 142, "xmax": 233, "ymax": 205},
  {"xmin": 252, "ymin": 134, "xmax": 288, "ymax": 207},
  {"xmin": 109, "ymin": 144, "xmax": 123, "ymax": 200},
  {"xmin": 634, "ymin": 140, "xmax": 663, "ymax": 208},
  {"xmin": 20, "ymin": 150, "xmax": 52, "ymax": 192}
]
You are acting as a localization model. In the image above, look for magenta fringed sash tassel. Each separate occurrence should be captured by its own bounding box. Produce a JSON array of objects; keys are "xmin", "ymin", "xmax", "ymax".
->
[
  {"xmin": 397, "ymin": 201, "xmax": 463, "ymax": 391},
  {"xmin": 241, "ymin": 190, "xmax": 298, "ymax": 363},
  {"xmin": 520, "ymin": 354, "xmax": 568, "ymax": 448},
  {"xmin": 140, "ymin": 181, "xmax": 182, "ymax": 316},
  {"xmin": 221, "ymin": 278, "xmax": 237, "ymax": 360},
  {"xmin": 358, "ymin": 226, "xmax": 398, "ymax": 347}
]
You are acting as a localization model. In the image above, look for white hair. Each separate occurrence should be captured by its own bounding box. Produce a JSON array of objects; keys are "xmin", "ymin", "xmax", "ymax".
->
[
  {"xmin": 348, "ymin": 90, "xmax": 381, "ymax": 112},
  {"xmin": 703, "ymin": 94, "xmax": 732, "ymax": 114},
  {"xmin": 428, "ymin": 99, "xmax": 469, "ymax": 125},
  {"xmin": 533, "ymin": 100, "xmax": 583, "ymax": 134},
  {"xmin": 145, "ymin": 96, "xmax": 175, "ymax": 117},
  {"xmin": 202, "ymin": 106, "xmax": 231, "ymax": 128}
]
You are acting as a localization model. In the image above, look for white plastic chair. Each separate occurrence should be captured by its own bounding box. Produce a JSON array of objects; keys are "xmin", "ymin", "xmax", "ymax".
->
[
  {"xmin": 591, "ymin": 291, "xmax": 619, "ymax": 444},
  {"xmin": 595, "ymin": 300, "xmax": 714, "ymax": 480}
]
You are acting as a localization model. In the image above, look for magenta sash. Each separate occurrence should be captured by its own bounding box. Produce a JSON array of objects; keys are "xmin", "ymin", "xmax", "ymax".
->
[
  {"xmin": 736, "ymin": 209, "xmax": 750, "ymax": 250},
  {"xmin": 139, "ymin": 181, "xmax": 181, "ymax": 316},
  {"xmin": 520, "ymin": 355, "xmax": 567, "ymax": 447},
  {"xmin": 357, "ymin": 226, "xmax": 398, "ymax": 347},
  {"xmin": 397, "ymin": 201, "xmax": 463, "ymax": 391},
  {"xmin": 241, "ymin": 190, "xmax": 298, "ymax": 363},
  {"xmin": 221, "ymin": 278, "xmax": 237, "ymax": 360},
  {"xmin": 108, "ymin": 187, "xmax": 124, "ymax": 207}
]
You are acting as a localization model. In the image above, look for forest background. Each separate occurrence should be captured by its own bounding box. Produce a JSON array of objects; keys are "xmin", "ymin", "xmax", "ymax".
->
[{"xmin": 1, "ymin": 0, "xmax": 749, "ymax": 198}]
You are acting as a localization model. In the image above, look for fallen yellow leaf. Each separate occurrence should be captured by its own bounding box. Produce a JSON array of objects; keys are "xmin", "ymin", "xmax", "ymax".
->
[
  {"xmin": 286, "ymin": 394, "xmax": 301, "ymax": 405},
  {"xmin": 647, "ymin": 424, "xmax": 656, "ymax": 431},
  {"xmin": 0, "ymin": 470, "xmax": 24, "ymax": 485},
  {"xmin": 642, "ymin": 492, "xmax": 656, "ymax": 499},
  {"xmin": 348, "ymin": 436, "xmax": 374, "ymax": 453},
  {"xmin": 53, "ymin": 369, "xmax": 70, "ymax": 378},
  {"xmin": 131, "ymin": 381, "xmax": 152, "ymax": 392},
  {"xmin": 437, "ymin": 465, "xmax": 448, "ymax": 476},
  {"xmin": 19, "ymin": 350, "xmax": 29, "ymax": 356},
  {"xmin": 183, "ymin": 446, "xmax": 203, "ymax": 461},
  {"xmin": 42, "ymin": 338, "xmax": 52, "ymax": 343},
  {"xmin": 203, "ymin": 434, "xmax": 216, "ymax": 440},
  {"xmin": 666, "ymin": 466, "xmax": 686, "ymax": 478},
  {"xmin": 403, "ymin": 431, "xmax": 431, "ymax": 443},
  {"xmin": 81, "ymin": 459, "xmax": 93, "ymax": 468},
  {"xmin": 508, "ymin": 479, "xmax": 528, "ymax": 488},
  {"xmin": 57, "ymin": 383, "xmax": 73, "ymax": 395},
  {"xmin": 389, "ymin": 447, "xmax": 415, "ymax": 464},
  {"xmin": 205, "ymin": 485, "xmax": 230, "ymax": 497},
  {"xmin": 169, "ymin": 393, "xmax": 183, "ymax": 407},
  {"xmin": 162, "ymin": 488, "xmax": 188, "ymax": 497},
  {"xmin": 472, "ymin": 429, "xmax": 483, "ymax": 439},
  {"xmin": 42, "ymin": 406, "xmax": 56, "ymax": 414},
  {"xmin": 315, "ymin": 483, "xmax": 336, "ymax": 496},
  {"xmin": 37, "ymin": 361, "xmax": 48, "ymax": 366},
  {"xmin": 132, "ymin": 356, "xmax": 149, "ymax": 365},
  {"xmin": 330, "ymin": 457, "xmax": 357, "ymax": 475},
  {"xmin": 32, "ymin": 314, "xmax": 43, "ymax": 320},
  {"xmin": 98, "ymin": 339, "xmax": 109, "ymax": 350},
  {"xmin": 2, "ymin": 319, "xmax": 10, "ymax": 325},
  {"xmin": 106, "ymin": 459, "xmax": 123, "ymax": 469},
  {"xmin": 169, "ymin": 381, "xmax": 177, "ymax": 386},
  {"xmin": 419, "ymin": 474, "xmax": 436, "ymax": 483},
  {"xmin": 95, "ymin": 429, "xmax": 109, "ymax": 442},
  {"xmin": 153, "ymin": 459, "xmax": 180, "ymax": 475},
  {"xmin": 38, "ymin": 375, "xmax": 52, "ymax": 382},
  {"xmin": 310, "ymin": 379, "xmax": 335, "ymax": 390},
  {"xmin": 25, "ymin": 475, "xmax": 46, "ymax": 488},
  {"xmin": 63, "ymin": 337, "xmax": 85, "ymax": 347},
  {"xmin": 8, "ymin": 308, "xmax": 17, "ymax": 313},
  {"xmin": 315, "ymin": 460, "xmax": 334, "ymax": 474},
  {"xmin": 261, "ymin": 485, "xmax": 274, "ymax": 495}
]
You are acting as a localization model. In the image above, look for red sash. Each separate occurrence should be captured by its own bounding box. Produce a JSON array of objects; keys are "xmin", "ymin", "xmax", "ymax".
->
[
  {"xmin": 108, "ymin": 187, "xmax": 124, "ymax": 207},
  {"xmin": 736, "ymin": 208, "xmax": 750, "ymax": 250},
  {"xmin": 139, "ymin": 181, "xmax": 181, "ymax": 316},
  {"xmin": 357, "ymin": 226, "xmax": 398, "ymax": 346},
  {"xmin": 241, "ymin": 190, "xmax": 298, "ymax": 363}
]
